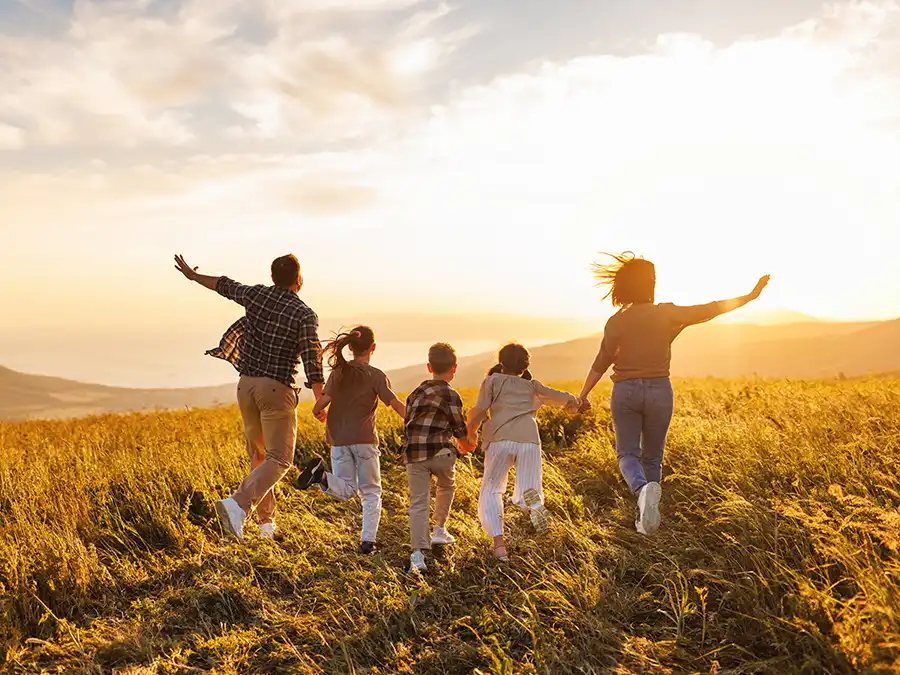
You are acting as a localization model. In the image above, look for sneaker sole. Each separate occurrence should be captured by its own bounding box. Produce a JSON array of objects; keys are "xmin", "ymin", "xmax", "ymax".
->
[
  {"xmin": 215, "ymin": 501, "xmax": 242, "ymax": 541},
  {"xmin": 431, "ymin": 537, "xmax": 456, "ymax": 546},
  {"xmin": 523, "ymin": 488, "xmax": 550, "ymax": 534},
  {"xmin": 639, "ymin": 482, "xmax": 662, "ymax": 535},
  {"xmin": 296, "ymin": 458, "xmax": 324, "ymax": 490}
]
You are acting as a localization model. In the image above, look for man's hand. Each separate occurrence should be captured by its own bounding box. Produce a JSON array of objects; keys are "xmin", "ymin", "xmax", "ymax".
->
[
  {"xmin": 174, "ymin": 254, "xmax": 199, "ymax": 281},
  {"xmin": 458, "ymin": 436, "xmax": 476, "ymax": 455},
  {"xmin": 579, "ymin": 398, "xmax": 593, "ymax": 414},
  {"xmin": 314, "ymin": 409, "xmax": 327, "ymax": 423}
]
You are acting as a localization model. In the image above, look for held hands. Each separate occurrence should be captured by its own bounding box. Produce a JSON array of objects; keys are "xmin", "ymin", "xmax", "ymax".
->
[
  {"xmin": 748, "ymin": 274, "xmax": 770, "ymax": 301},
  {"xmin": 565, "ymin": 397, "xmax": 583, "ymax": 414},
  {"xmin": 174, "ymin": 254, "xmax": 199, "ymax": 282},
  {"xmin": 458, "ymin": 435, "xmax": 477, "ymax": 455}
]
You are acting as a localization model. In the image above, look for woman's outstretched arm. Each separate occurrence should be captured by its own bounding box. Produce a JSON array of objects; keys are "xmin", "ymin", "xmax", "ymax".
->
[{"xmin": 671, "ymin": 275, "xmax": 770, "ymax": 326}]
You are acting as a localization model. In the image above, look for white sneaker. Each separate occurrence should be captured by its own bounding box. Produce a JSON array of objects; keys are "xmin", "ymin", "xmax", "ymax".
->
[
  {"xmin": 260, "ymin": 522, "xmax": 276, "ymax": 540},
  {"xmin": 636, "ymin": 482, "xmax": 662, "ymax": 535},
  {"xmin": 215, "ymin": 497, "xmax": 245, "ymax": 541},
  {"xmin": 431, "ymin": 526, "xmax": 456, "ymax": 545},
  {"xmin": 523, "ymin": 488, "xmax": 550, "ymax": 534},
  {"xmin": 409, "ymin": 550, "xmax": 427, "ymax": 573}
]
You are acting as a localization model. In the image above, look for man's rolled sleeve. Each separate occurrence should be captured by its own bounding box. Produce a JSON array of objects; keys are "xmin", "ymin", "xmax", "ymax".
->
[
  {"xmin": 299, "ymin": 310, "xmax": 325, "ymax": 388},
  {"xmin": 215, "ymin": 277, "xmax": 257, "ymax": 306}
]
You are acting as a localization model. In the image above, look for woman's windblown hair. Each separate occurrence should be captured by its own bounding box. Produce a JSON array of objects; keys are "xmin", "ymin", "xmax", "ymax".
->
[
  {"xmin": 321, "ymin": 325, "xmax": 375, "ymax": 386},
  {"xmin": 592, "ymin": 252, "xmax": 656, "ymax": 308},
  {"xmin": 487, "ymin": 343, "xmax": 533, "ymax": 380}
]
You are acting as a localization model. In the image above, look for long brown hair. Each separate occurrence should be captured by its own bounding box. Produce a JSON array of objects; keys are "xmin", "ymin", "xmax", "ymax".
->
[
  {"xmin": 321, "ymin": 325, "xmax": 375, "ymax": 387},
  {"xmin": 592, "ymin": 251, "xmax": 656, "ymax": 307},
  {"xmin": 487, "ymin": 343, "xmax": 533, "ymax": 381}
]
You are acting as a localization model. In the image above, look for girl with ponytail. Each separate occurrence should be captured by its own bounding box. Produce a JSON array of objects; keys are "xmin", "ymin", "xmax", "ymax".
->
[
  {"xmin": 466, "ymin": 343, "xmax": 581, "ymax": 561},
  {"xmin": 295, "ymin": 325, "xmax": 406, "ymax": 555}
]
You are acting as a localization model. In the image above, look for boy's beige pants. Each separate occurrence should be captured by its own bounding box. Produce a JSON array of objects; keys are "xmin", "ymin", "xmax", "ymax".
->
[
  {"xmin": 232, "ymin": 376, "xmax": 298, "ymax": 524},
  {"xmin": 406, "ymin": 452, "xmax": 456, "ymax": 551}
]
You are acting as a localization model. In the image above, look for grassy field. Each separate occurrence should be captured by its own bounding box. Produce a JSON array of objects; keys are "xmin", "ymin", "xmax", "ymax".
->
[{"xmin": 1, "ymin": 379, "xmax": 898, "ymax": 674}]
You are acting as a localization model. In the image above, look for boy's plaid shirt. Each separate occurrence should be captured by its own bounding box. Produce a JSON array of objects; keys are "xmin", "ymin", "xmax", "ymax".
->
[
  {"xmin": 206, "ymin": 277, "xmax": 324, "ymax": 390},
  {"xmin": 402, "ymin": 380, "xmax": 468, "ymax": 464}
]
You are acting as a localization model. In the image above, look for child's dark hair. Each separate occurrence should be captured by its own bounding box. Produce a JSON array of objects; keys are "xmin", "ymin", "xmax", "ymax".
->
[
  {"xmin": 592, "ymin": 251, "xmax": 656, "ymax": 307},
  {"xmin": 321, "ymin": 325, "xmax": 375, "ymax": 385},
  {"xmin": 487, "ymin": 343, "xmax": 533, "ymax": 381},
  {"xmin": 428, "ymin": 343, "xmax": 457, "ymax": 375}
]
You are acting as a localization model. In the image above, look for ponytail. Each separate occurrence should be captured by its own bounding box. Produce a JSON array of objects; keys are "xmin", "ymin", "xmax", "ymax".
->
[
  {"xmin": 487, "ymin": 343, "xmax": 532, "ymax": 379},
  {"xmin": 321, "ymin": 325, "xmax": 376, "ymax": 388}
]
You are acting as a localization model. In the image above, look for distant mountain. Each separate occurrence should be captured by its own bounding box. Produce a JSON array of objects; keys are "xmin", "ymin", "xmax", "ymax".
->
[
  {"xmin": 387, "ymin": 319, "xmax": 899, "ymax": 390},
  {"xmin": 721, "ymin": 308, "xmax": 823, "ymax": 325},
  {"xmin": 0, "ymin": 366, "xmax": 238, "ymax": 421}
]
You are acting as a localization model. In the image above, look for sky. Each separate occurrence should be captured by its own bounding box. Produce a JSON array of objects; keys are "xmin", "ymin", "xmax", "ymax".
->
[{"xmin": 2, "ymin": 0, "xmax": 900, "ymax": 385}]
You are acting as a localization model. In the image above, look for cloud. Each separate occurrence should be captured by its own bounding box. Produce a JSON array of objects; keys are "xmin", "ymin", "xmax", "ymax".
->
[
  {"xmin": 4, "ymin": 1, "xmax": 900, "ymax": 321},
  {"xmin": 0, "ymin": 123, "xmax": 25, "ymax": 149},
  {"xmin": 0, "ymin": 0, "xmax": 466, "ymax": 150}
]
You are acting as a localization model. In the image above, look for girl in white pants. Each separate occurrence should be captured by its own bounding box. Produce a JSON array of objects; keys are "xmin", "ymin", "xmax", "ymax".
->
[
  {"xmin": 296, "ymin": 325, "xmax": 406, "ymax": 555},
  {"xmin": 466, "ymin": 343, "xmax": 580, "ymax": 561}
]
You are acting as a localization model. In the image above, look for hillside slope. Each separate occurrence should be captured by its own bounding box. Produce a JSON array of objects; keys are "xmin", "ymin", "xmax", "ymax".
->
[
  {"xmin": 1, "ymin": 380, "xmax": 898, "ymax": 672},
  {"xmin": 0, "ymin": 366, "xmax": 237, "ymax": 421},
  {"xmin": 388, "ymin": 320, "xmax": 897, "ymax": 390}
]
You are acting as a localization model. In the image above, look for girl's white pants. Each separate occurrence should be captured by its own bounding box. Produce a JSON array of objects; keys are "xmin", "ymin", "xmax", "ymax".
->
[
  {"xmin": 478, "ymin": 440, "xmax": 544, "ymax": 538},
  {"xmin": 323, "ymin": 444, "xmax": 382, "ymax": 543}
]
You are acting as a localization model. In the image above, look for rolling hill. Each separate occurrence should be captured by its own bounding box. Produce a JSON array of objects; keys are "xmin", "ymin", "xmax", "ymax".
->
[
  {"xmin": 387, "ymin": 319, "xmax": 899, "ymax": 390},
  {"xmin": 0, "ymin": 366, "xmax": 238, "ymax": 421}
]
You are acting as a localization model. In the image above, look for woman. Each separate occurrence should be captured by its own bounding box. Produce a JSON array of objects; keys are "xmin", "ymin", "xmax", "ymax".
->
[{"xmin": 578, "ymin": 252, "xmax": 769, "ymax": 535}]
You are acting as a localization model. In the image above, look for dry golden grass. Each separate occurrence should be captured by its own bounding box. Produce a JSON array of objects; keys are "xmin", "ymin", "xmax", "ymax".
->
[{"xmin": 1, "ymin": 379, "xmax": 898, "ymax": 674}]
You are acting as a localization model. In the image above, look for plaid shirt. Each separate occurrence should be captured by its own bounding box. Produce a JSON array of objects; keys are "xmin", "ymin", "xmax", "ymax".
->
[
  {"xmin": 402, "ymin": 380, "xmax": 468, "ymax": 464},
  {"xmin": 206, "ymin": 277, "xmax": 324, "ymax": 389}
]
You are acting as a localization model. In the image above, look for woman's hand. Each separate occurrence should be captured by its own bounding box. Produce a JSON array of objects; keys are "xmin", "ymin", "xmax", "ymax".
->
[
  {"xmin": 748, "ymin": 275, "xmax": 770, "ymax": 301},
  {"xmin": 458, "ymin": 436, "xmax": 475, "ymax": 455},
  {"xmin": 565, "ymin": 396, "xmax": 582, "ymax": 414},
  {"xmin": 578, "ymin": 397, "xmax": 593, "ymax": 414}
]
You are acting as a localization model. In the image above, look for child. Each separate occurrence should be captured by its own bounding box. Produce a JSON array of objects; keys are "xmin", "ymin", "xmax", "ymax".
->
[
  {"xmin": 296, "ymin": 326, "xmax": 406, "ymax": 555},
  {"xmin": 401, "ymin": 343, "xmax": 474, "ymax": 573},
  {"xmin": 577, "ymin": 252, "xmax": 769, "ymax": 536},
  {"xmin": 466, "ymin": 343, "xmax": 581, "ymax": 561}
]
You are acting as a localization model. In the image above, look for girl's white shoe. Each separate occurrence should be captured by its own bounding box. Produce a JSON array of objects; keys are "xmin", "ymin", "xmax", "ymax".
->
[
  {"xmin": 523, "ymin": 488, "xmax": 550, "ymax": 534},
  {"xmin": 260, "ymin": 522, "xmax": 277, "ymax": 540},
  {"xmin": 431, "ymin": 526, "xmax": 456, "ymax": 545}
]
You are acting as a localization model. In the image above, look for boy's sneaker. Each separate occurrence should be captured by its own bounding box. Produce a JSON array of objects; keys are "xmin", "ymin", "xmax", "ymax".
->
[
  {"xmin": 409, "ymin": 550, "xmax": 427, "ymax": 573},
  {"xmin": 296, "ymin": 458, "xmax": 324, "ymax": 490},
  {"xmin": 431, "ymin": 526, "xmax": 456, "ymax": 545},
  {"xmin": 523, "ymin": 488, "xmax": 550, "ymax": 534},
  {"xmin": 260, "ymin": 522, "xmax": 276, "ymax": 540},
  {"xmin": 359, "ymin": 541, "xmax": 377, "ymax": 556},
  {"xmin": 636, "ymin": 482, "xmax": 662, "ymax": 535},
  {"xmin": 215, "ymin": 497, "xmax": 245, "ymax": 541}
]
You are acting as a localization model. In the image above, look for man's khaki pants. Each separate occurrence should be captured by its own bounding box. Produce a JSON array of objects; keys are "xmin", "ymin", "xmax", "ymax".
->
[
  {"xmin": 232, "ymin": 376, "xmax": 298, "ymax": 524},
  {"xmin": 406, "ymin": 452, "xmax": 456, "ymax": 551}
]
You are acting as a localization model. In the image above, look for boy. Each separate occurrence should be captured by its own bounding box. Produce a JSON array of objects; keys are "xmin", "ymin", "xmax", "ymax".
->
[{"xmin": 402, "ymin": 343, "xmax": 473, "ymax": 573}]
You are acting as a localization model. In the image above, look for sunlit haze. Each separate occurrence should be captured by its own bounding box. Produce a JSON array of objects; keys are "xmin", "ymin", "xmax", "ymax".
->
[{"xmin": 2, "ymin": 0, "xmax": 899, "ymax": 386}]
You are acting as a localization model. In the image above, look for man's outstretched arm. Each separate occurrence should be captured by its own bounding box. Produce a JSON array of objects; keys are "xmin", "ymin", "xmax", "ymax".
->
[{"xmin": 174, "ymin": 254, "xmax": 221, "ymax": 292}]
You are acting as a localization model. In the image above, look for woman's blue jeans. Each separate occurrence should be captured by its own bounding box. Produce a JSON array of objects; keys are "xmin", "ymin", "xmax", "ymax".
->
[{"xmin": 610, "ymin": 378, "xmax": 674, "ymax": 495}]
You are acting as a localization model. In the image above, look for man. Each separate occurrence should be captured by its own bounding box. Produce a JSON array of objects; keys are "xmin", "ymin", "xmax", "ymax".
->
[{"xmin": 174, "ymin": 253, "xmax": 325, "ymax": 541}]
